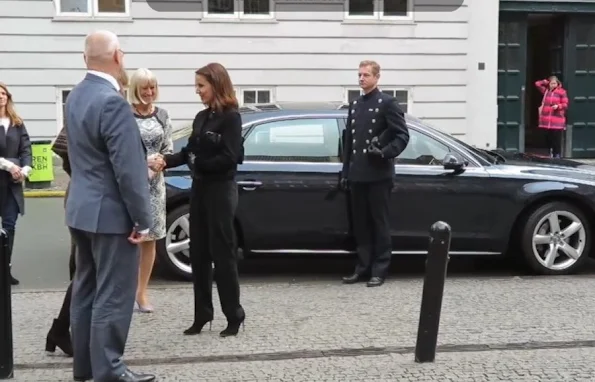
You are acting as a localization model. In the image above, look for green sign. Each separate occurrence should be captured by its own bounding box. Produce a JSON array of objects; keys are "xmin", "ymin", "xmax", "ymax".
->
[{"xmin": 29, "ymin": 143, "xmax": 54, "ymax": 182}]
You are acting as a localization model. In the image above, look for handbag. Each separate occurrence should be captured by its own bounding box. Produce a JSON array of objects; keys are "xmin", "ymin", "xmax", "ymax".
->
[{"xmin": 538, "ymin": 91, "xmax": 547, "ymax": 115}]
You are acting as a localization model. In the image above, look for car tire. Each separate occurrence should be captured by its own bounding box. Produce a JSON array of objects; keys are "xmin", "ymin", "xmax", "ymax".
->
[
  {"xmin": 158, "ymin": 204, "xmax": 192, "ymax": 281},
  {"xmin": 521, "ymin": 201, "xmax": 591, "ymax": 275}
]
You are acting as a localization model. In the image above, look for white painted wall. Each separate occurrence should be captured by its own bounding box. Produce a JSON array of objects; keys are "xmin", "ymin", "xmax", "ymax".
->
[{"xmin": 0, "ymin": 0, "xmax": 490, "ymax": 142}]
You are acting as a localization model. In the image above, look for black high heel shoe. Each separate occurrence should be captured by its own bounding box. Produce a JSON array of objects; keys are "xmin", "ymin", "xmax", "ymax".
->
[
  {"xmin": 183, "ymin": 320, "xmax": 212, "ymax": 335},
  {"xmin": 220, "ymin": 316, "xmax": 245, "ymax": 337},
  {"xmin": 45, "ymin": 319, "xmax": 73, "ymax": 357}
]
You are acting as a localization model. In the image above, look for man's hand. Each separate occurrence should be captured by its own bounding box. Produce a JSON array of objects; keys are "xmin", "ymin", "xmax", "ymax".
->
[
  {"xmin": 339, "ymin": 177, "xmax": 350, "ymax": 191},
  {"xmin": 367, "ymin": 143, "xmax": 384, "ymax": 158},
  {"xmin": 148, "ymin": 154, "xmax": 165, "ymax": 172},
  {"xmin": 128, "ymin": 228, "xmax": 148, "ymax": 245}
]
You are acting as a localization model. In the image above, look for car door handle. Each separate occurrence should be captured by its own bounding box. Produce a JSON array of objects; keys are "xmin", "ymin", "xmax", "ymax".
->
[{"xmin": 237, "ymin": 180, "xmax": 262, "ymax": 191}]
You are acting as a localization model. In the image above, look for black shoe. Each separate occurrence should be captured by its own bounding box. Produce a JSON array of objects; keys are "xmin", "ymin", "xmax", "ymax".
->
[
  {"xmin": 73, "ymin": 375, "xmax": 92, "ymax": 382},
  {"xmin": 112, "ymin": 369, "xmax": 156, "ymax": 382},
  {"xmin": 10, "ymin": 274, "xmax": 18, "ymax": 286},
  {"xmin": 46, "ymin": 319, "xmax": 73, "ymax": 356},
  {"xmin": 342, "ymin": 273, "xmax": 363, "ymax": 284},
  {"xmin": 220, "ymin": 316, "xmax": 245, "ymax": 337},
  {"xmin": 183, "ymin": 320, "xmax": 212, "ymax": 335},
  {"xmin": 366, "ymin": 277, "xmax": 384, "ymax": 287}
]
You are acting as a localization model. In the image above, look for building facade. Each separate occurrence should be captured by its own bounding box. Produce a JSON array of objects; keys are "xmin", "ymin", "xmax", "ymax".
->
[{"xmin": 0, "ymin": 0, "xmax": 498, "ymax": 149}]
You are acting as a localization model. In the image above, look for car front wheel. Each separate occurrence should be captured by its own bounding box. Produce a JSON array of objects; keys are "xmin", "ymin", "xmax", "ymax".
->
[
  {"xmin": 159, "ymin": 204, "xmax": 192, "ymax": 280},
  {"xmin": 521, "ymin": 201, "xmax": 591, "ymax": 275}
]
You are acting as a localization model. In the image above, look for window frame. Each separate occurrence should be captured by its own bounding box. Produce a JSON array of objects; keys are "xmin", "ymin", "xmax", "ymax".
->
[
  {"xmin": 204, "ymin": 0, "xmax": 275, "ymax": 19},
  {"xmin": 344, "ymin": 0, "xmax": 413, "ymax": 21},
  {"xmin": 343, "ymin": 87, "xmax": 413, "ymax": 114},
  {"xmin": 239, "ymin": 88, "xmax": 275, "ymax": 106},
  {"xmin": 243, "ymin": 117, "xmax": 342, "ymax": 163},
  {"xmin": 54, "ymin": 0, "xmax": 131, "ymax": 18}
]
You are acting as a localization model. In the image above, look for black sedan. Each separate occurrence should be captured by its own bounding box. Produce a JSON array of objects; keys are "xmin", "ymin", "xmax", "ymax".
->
[{"xmin": 158, "ymin": 103, "xmax": 595, "ymax": 280}]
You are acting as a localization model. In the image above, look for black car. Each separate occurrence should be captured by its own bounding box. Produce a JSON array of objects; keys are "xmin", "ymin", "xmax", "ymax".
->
[{"xmin": 158, "ymin": 103, "xmax": 595, "ymax": 280}]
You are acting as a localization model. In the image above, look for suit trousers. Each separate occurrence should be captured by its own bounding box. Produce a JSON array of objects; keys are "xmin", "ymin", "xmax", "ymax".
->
[
  {"xmin": 350, "ymin": 179, "xmax": 393, "ymax": 278},
  {"xmin": 189, "ymin": 178, "xmax": 244, "ymax": 324},
  {"xmin": 69, "ymin": 228, "xmax": 139, "ymax": 382}
]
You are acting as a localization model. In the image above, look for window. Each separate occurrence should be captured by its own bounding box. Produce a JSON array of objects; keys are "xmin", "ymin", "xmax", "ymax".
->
[
  {"xmin": 395, "ymin": 129, "xmax": 450, "ymax": 166},
  {"xmin": 244, "ymin": 118, "xmax": 341, "ymax": 162},
  {"xmin": 346, "ymin": 0, "xmax": 410, "ymax": 19},
  {"xmin": 205, "ymin": 0, "xmax": 273, "ymax": 18},
  {"xmin": 241, "ymin": 89, "xmax": 272, "ymax": 105},
  {"xmin": 345, "ymin": 88, "xmax": 411, "ymax": 113},
  {"xmin": 55, "ymin": 0, "xmax": 130, "ymax": 17}
]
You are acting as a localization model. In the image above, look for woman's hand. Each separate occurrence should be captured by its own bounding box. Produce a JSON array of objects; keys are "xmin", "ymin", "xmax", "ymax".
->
[
  {"xmin": 10, "ymin": 166, "xmax": 23, "ymax": 182},
  {"xmin": 148, "ymin": 154, "xmax": 165, "ymax": 172}
]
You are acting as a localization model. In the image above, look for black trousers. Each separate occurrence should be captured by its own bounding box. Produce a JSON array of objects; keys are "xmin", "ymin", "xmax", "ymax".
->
[
  {"xmin": 57, "ymin": 183, "xmax": 76, "ymax": 325},
  {"xmin": 189, "ymin": 178, "xmax": 244, "ymax": 323},
  {"xmin": 350, "ymin": 180, "xmax": 393, "ymax": 278},
  {"xmin": 544, "ymin": 129, "xmax": 562, "ymax": 157}
]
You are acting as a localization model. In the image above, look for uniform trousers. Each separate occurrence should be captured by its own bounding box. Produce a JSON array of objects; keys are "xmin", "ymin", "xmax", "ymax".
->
[{"xmin": 350, "ymin": 179, "xmax": 393, "ymax": 278}]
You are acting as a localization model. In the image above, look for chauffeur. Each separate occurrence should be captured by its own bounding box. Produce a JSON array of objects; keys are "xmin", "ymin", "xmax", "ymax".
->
[{"xmin": 340, "ymin": 60, "xmax": 410, "ymax": 287}]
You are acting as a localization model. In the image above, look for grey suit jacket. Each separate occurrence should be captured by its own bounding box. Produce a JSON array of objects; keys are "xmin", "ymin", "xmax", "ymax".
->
[{"xmin": 64, "ymin": 73, "xmax": 151, "ymax": 234}]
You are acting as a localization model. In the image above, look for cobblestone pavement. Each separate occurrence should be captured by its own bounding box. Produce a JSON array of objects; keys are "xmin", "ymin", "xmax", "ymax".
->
[{"xmin": 10, "ymin": 274, "xmax": 595, "ymax": 380}]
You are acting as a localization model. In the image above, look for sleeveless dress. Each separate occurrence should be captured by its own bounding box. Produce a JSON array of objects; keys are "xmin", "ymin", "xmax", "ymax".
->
[{"xmin": 133, "ymin": 107, "xmax": 174, "ymax": 241}]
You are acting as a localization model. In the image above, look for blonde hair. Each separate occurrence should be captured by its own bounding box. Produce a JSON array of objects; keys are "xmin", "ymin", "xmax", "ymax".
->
[
  {"xmin": 0, "ymin": 82, "xmax": 23, "ymax": 126},
  {"xmin": 128, "ymin": 68, "xmax": 159, "ymax": 105},
  {"xmin": 359, "ymin": 60, "xmax": 381, "ymax": 76}
]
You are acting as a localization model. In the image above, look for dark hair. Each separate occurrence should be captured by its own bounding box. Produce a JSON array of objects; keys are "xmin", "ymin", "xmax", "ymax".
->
[{"xmin": 195, "ymin": 63, "xmax": 238, "ymax": 112}]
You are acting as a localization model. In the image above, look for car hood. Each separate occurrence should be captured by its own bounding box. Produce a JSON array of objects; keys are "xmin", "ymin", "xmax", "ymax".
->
[{"xmin": 491, "ymin": 151, "xmax": 595, "ymax": 182}]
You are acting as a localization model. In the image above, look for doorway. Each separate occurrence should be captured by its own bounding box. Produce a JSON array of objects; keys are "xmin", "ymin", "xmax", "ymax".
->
[{"xmin": 523, "ymin": 13, "xmax": 566, "ymax": 157}]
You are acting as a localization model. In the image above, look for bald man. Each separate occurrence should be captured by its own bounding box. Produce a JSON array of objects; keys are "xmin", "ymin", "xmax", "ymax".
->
[{"xmin": 64, "ymin": 30, "xmax": 155, "ymax": 382}]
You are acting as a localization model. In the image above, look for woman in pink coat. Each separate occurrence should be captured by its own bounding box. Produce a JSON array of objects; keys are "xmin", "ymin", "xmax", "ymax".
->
[{"xmin": 535, "ymin": 76, "xmax": 568, "ymax": 158}]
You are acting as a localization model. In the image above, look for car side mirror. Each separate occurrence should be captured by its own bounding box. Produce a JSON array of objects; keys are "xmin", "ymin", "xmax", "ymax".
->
[{"xmin": 443, "ymin": 153, "xmax": 465, "ymax": 172}]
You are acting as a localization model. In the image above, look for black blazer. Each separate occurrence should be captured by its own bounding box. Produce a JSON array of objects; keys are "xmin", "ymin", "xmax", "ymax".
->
[
  {"xmin": 0, "ymin": 122, "xmax": 32, "ymax": 215},
  {"xmin": 165, "ymin": 107, "xmax": 242, "ymax": 181}
]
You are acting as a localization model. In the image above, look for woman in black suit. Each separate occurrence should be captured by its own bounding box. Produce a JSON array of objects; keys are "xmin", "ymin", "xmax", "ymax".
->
[
  {"xmin": 0, "ymin": 82, "xmax": 32, "ymax": 286},
  {"xmin": 160, "ymin": 63, "xmax": 245, "ymax": 337}
]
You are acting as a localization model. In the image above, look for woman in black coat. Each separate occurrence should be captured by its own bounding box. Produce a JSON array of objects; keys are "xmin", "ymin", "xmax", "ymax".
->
[{"xmin": 161, "ymin": 63, "xmax": 245, "ymax": 337}]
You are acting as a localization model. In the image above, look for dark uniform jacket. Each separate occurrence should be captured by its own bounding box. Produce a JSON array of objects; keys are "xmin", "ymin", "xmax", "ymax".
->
[
  {"xmin": 0, "ymin": 122, "xmax": 32, "ymax": 215},
  {"xmin": 341, "ymin": 88, "xmax": 410, "ymax": 183}
]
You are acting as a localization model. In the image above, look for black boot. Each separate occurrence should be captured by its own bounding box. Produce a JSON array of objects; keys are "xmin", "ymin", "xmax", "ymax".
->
[
  {"xmin": 46, "ymin": 318, "xmax": 73, "ymax": 356},
  {"xmin": 6, "ymin": 229, "xmax": 18, "ymax": 285}
]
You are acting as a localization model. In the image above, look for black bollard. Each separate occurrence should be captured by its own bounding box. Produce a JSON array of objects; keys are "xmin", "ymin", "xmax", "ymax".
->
[
  {"xmin": 414, "ymin": 221, "xmax": 452, "ymax": 363},
  {"xmin": 0, "ymin": 229, "xmax": 13, "ymax": 379}
]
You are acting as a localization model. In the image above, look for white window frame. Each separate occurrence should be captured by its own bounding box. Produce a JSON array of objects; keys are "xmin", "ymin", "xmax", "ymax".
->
[
  {"xmin": 344, "ymin": 0, "xmax": 412, "ymax": 21},
  {"xmin": 54, "ymin": 0, "xmax": 131, "ymax": 18},
  {"xmin": 239, "ymin": 88, "xmax": 275, "ymax": 106},
  {"xmin": 343, "ymin": 87, "xmax": 413, "ymax": 113},
  {"xmin": 204, "ymin": 0, "xmax": 274, "ymax": 19}
]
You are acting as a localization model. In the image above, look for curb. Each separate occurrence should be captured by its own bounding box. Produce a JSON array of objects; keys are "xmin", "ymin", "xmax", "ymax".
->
[{"xmin": 23, "ymin": 190, "xmax": 65, "ymax": 198}]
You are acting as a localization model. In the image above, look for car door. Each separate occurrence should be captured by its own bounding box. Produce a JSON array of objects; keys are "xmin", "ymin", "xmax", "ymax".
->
[
  {"xmin": 391, "ymin": 128, "xmax": 501, "ymax": 254},
  {"xmin": 236, "ymin": 117, "xmax": 350, "ymax": 252}
]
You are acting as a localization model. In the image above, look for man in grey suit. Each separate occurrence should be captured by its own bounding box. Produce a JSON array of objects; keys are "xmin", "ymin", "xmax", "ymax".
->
[{"xmin": 65, "ymin": 30, "xmax": 156, "ymax": 382}]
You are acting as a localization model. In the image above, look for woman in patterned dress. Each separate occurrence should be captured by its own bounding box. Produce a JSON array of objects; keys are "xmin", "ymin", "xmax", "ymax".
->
[{"xmin": 128, "ymin": 68, "xmax": 173, "ymax": 312}]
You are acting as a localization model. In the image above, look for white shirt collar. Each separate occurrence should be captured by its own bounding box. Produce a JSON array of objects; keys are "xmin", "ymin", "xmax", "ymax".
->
[{"xmin": 87, "ymin": 70, "xmax": 120, "ymax": 91}]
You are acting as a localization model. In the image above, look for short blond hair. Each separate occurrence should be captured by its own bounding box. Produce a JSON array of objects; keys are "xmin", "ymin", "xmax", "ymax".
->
[
  {"xmin": 359, "ymin": 60, "xmax": 380, "ymax": 76},
  {"xmin": 128, "ymin": 68, "xmax": 159, "ymax": 105}
]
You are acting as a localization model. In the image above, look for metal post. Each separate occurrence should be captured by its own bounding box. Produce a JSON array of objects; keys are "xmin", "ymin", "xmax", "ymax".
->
[
  {"xmin": 0, "ymin": 229, "xmax": 13, "ymax": 379},
  {"xmin": 519, "ymin": 86, "xmax": 526, "ymax": 153},
  {"xmin": 564, "ymin": 124, "xmax": 573, "ymax": 158},
  {"xmin": 414, "ymin": 221, "xmax": 452, "ymax": 363}
]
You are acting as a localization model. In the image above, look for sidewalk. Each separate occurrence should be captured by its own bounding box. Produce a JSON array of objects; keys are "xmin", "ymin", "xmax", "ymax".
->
[{"xmin": 10, "ymin": 275, "xmax": 595, "ymax": 381}]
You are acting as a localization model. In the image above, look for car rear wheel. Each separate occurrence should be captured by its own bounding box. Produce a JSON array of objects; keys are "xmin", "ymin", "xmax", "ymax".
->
[
  {"xmin": 521, "ymin": 201, "xmax": 590, "ymax": 275},
  {"xmin": 159, "ymin": 204, "xmax": 192, "ymax": 280}
]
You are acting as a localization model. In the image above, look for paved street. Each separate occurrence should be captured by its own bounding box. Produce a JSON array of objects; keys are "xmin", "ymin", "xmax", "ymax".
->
[{"xmin": 7, "ymin": 198, "xmax": 595, "ymax": 380}]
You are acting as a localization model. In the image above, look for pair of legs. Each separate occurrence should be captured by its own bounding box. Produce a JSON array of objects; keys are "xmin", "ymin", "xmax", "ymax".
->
[
  {"xmin": 544, "ymin": 128, "xmax": 563, "ymax": 158},
  {"xmin": 69, "ymin": 228, "xmax": 151, "ymax": 381},
  {"xmin": 2, "ymin": 189, "xmax": 20, "ymax": 285},
  {"xmin": 344, "ymin": 179, "xmax": 393, "ymax": 285},
  {"xmin": 184, "ymin": 179, "xmax": 245, "ymax": 337},
  {"xmin": 135, "ymin": 240, "xmax": 156, "ymax": 312}
]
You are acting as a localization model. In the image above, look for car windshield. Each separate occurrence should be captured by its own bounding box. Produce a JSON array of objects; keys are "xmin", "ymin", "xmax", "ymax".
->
[{"xmin": 409, "ymin": 117, "xmax": 498, "ymax": 164}]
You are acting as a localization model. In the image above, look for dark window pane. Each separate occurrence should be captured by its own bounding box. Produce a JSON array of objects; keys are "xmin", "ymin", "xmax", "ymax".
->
[
  {"xmin": 382, "ymin": 90, "xmax": 395, "ymax": 97},
  {"xmin": 395, "ymin": 90, "xmax": 408, "ymax": 113},
  {"xmin": 257, "ymin": 91, "xmax": 270, "ymax": 103},
  {"xmin": 244, "ymin": 0, "xmax": 270, "ymax": 14},
  {"xmin": 98, "ymin": 0, "xmax": 126, "ymax": 13},
  {"xmin": 244, "ymin": 91, "xmax": 257, "ymax": 104},
  {"xmin": 59, "ymin": 0, "xmax": 88, "ymax": 12},
  {"xmin": 347, "ymin": 90, "xmax": 361, "ymax": 103},
  {"xmin": 383, "ymin": 0, "xmax": 407, "ymax": 16},
  {"xmin": 61, "ymin": 90, "xmax": 71, "ymax": 129},
  {"xmin": 208, "ymin": 0, "xmax": 235, "ymax": 14},
  {"xmin": 349, "ymin": 0, "xmax": 374, "ymax": 15}
]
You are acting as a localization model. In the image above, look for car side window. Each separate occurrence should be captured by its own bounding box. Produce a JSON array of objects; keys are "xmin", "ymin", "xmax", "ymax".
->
[
  {"xmin": 243, "ymin": 118, "xmax": 341, "ymax": 162},
  {"xmin": 395, "ymin": 129, "xmax": 451, "ymax": 166}
]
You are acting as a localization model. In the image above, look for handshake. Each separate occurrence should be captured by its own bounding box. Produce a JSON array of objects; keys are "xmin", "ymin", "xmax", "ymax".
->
[{"xmin": 147, "ymin": 154, "xmax": 166, "ymax": 179}]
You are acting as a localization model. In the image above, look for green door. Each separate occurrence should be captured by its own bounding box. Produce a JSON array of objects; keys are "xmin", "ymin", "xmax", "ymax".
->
[
  {"xmin": 566, "ymin": 16, "xmax": 595, "ymax": 158},
  {"xmin": 497, "ymin": 13, "xmax": 528, "ymax": 152}
]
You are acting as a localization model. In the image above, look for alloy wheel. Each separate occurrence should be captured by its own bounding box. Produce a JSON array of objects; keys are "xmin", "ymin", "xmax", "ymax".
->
[
  {"xmin": 532, "ymin": 210, "xmax": 586, "ymax": 271},
  {"xmin": 165, "ymin": 213, "xmax": 191, "ymax": 276}
]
